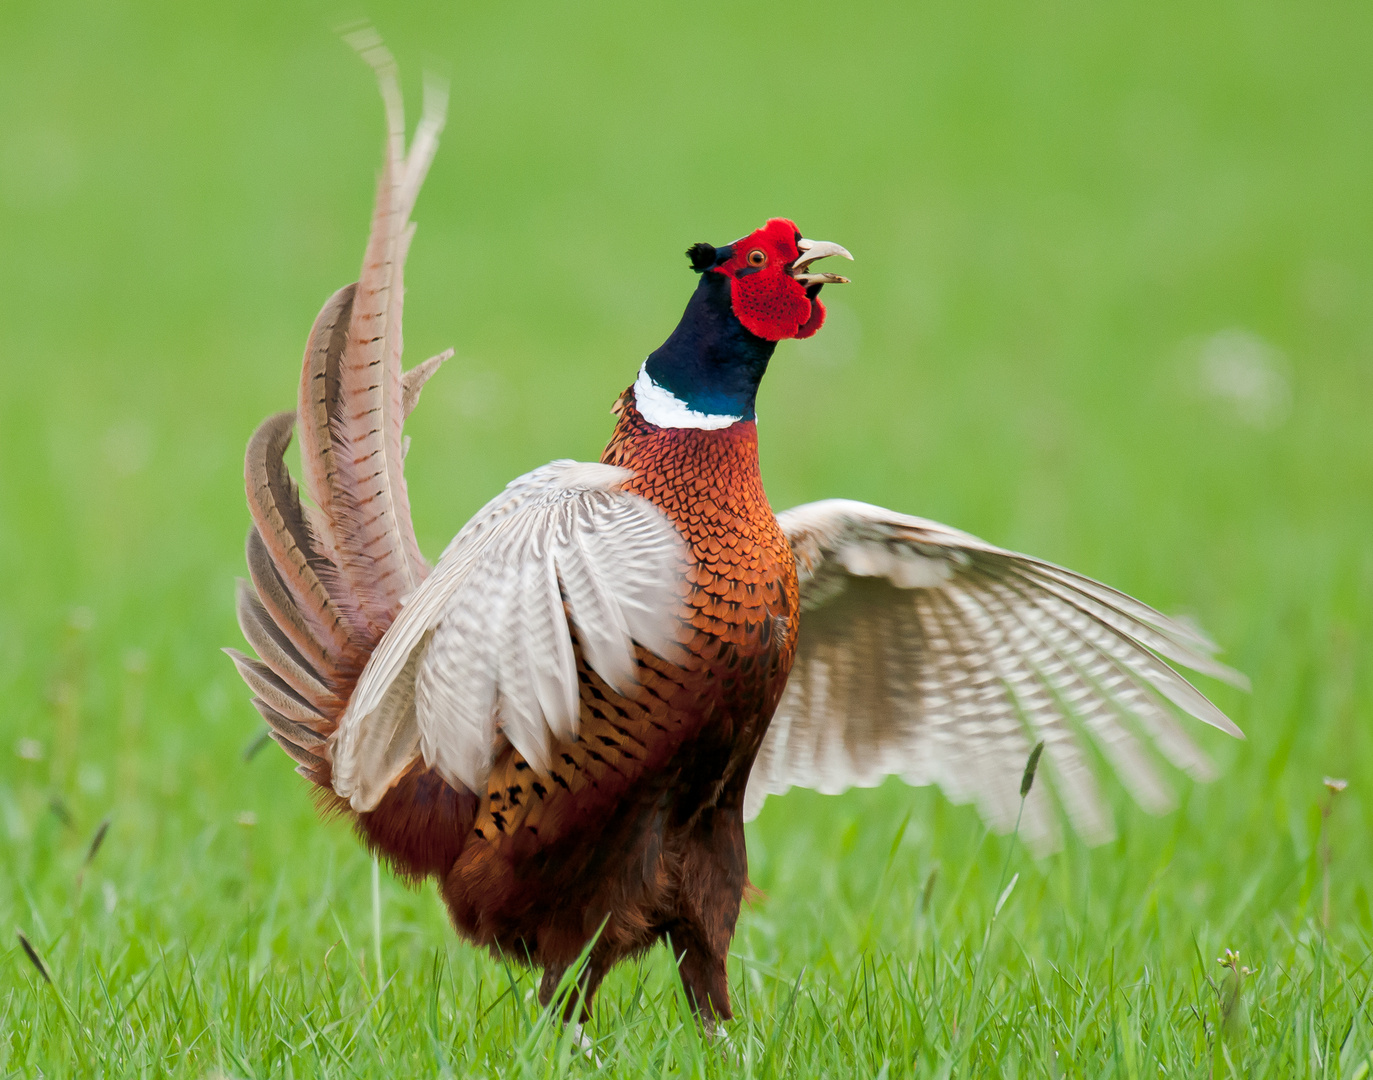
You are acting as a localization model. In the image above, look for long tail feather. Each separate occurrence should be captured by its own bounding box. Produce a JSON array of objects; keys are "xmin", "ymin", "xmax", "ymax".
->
[
  {"xmin": 234, "ymin": 579, "xmax": 337, "ymax": 711},
  {"xmin": 294, "ymin": 32, "xmax": 449, "ymax": 626},
  {"xmin": 269, "ymin": 729, "xmax": 328, "ymax": 773},
  {"xmin": 402, "ymin": 348, "xmax": 454, "ymax": 419},
  {"xmin": 323, "ymin": 153, "xmax": 416, "ymax": 619},
  {"xmin": 294, "ymin": 284, "xmax": 383, "ymax": 642},
  {"xmin": 244, "ymin": 412, "xmax": 356, "ymax": 670},
  {"xmin": 224, "ymin": 648, "xmax": 328, "ymax": 727},
  {"xmin": 253, "ymin": 701, "xmax": 327, "ymax": 751},
  {"xmin": 384, "ymin": 218, "xmax": 430, "ymax": 582},
  {"xmin": 230, "ymin": 36, "xmax": 452, "ymax": 796}
]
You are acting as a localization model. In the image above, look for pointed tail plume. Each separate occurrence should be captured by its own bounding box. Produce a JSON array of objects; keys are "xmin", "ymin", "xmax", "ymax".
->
[{"xmin": 228, "ymin": 32, "xmax": 453, "ymax": 788}]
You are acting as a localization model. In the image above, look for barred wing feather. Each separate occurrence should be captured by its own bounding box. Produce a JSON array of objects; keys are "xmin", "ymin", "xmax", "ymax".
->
[
  {"xmin": 331, "ymin": 461, "xmax": 687, "ymax": 812},
  {"xmin": 747, "ymin": 499, "xmax": 1247, "ymax": 850}
]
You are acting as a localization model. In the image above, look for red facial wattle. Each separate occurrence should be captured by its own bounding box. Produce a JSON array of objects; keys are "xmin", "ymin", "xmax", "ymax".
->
[
  {"xmin": 713, "ymin": 218, "xmax": 851, "ymax": 340},
  {"xmin": 714, "ymin": 218, "xmax": 822, "ymax": 342},
  {"xmin": 719, "ymin": 218, "xmax": 812, "ymax": 340},
  {"xmin": 795, "ymin": 293, "xmax": 827, "ymax": 339}
]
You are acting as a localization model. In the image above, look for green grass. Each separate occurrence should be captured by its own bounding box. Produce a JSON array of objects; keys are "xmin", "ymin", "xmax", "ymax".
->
[{"xmin": 3, "ymin": 0, "xmax": 1373, "ymax": 1075}]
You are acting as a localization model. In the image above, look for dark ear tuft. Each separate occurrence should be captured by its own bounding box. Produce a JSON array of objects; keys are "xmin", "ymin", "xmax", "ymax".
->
[{"xmin": 686, "ymin": 243, "xmax": 717, "ymax": 272}]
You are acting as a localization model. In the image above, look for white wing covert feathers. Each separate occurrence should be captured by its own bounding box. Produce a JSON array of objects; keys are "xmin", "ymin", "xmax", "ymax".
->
[
  {"xmin": 331, "ymin": 461, "xmax": 688, "ymax": 812},
  {"xmin": 747, "ymin": 499, "xmax": 1247, "ymax": 851}
]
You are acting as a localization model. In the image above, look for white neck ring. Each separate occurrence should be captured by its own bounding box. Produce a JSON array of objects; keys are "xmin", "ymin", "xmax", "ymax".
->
[{"xmin": 632, "ymin": 363, "xmax": 742, "ymax": 430}]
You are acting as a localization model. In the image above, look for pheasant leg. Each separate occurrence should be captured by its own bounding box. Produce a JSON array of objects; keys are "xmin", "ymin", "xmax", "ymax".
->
[{"xmin": 538, "ymin": 948, "xmax": 613, "ymax": 1024}]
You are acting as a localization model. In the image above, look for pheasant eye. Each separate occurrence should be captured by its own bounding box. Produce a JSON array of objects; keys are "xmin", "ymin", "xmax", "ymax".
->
[{"xmin": 746, "ymin": 249, "xmax": 767, "ymax": 268}]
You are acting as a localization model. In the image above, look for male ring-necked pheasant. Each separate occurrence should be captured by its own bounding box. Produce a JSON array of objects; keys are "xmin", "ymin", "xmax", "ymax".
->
[{"xmin": 229, "ymin": 44, "xmax": 1246, "ymax": 1027}]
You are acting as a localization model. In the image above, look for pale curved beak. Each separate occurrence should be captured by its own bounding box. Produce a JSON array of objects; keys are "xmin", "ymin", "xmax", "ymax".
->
[{"xmin": 790, "ymin": 238, "xmax": 854, "ymax": 285}]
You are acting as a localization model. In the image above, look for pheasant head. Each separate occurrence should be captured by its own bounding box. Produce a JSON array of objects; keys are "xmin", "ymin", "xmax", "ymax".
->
[{"xmin": 636, "ymin": 218, "xmax": 852, "ymax": 428}]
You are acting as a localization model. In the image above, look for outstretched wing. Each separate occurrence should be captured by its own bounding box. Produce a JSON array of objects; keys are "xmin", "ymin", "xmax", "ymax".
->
[
  {"xmin": 746, "ymin": 499, "xmax": 1247, "ymax": 850},
  {"xmin": 330, "ymin": 461, "xmax": 688, "ymax": 812}
]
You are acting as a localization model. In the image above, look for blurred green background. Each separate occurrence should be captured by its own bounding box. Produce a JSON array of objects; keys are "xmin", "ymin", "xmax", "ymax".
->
[{"xmin": 2, "ymin": 0, "xmax": 1372, "ymax": 1072}]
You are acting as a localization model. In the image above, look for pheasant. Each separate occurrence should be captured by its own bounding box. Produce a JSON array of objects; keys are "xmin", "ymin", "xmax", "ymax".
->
[{"xmin": 229, "ymin": 44, "xmax": 1246, "ymax": 1028}]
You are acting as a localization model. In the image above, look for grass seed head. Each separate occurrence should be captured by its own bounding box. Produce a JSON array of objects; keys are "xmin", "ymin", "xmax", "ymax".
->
[
  {"xmin": 920, "ymin": 863, "xmax": 940, "ymax": 914},
  {"xmin": 1020, "ymin": 742, "xmax": 1046, "ymax": 798},
  {"xmin": 83, "ymin": 817, "xmax": 110, "ymax": 867},
  {"xmin": 241, "ymin": 728, "xmax": 270, "ymax": 762},
  {"xmin": 47, "ymin": 795, "xmax": 73, "ymax": 829},
  {"xmin": 16, "ymin": 931, "xmax": 51, "ymax": 984}
]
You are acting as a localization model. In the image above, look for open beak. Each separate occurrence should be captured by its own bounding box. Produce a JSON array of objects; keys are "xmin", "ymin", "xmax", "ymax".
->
[{"xmin": 790, "ymin": 238, "xmax": 853, "ymax": 285}]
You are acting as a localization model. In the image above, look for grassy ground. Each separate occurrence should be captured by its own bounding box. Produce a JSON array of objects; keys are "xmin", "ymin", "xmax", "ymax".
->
[{"xmin": 3, "ymin": 0, "xmax": 1373, "ymax": 1075}]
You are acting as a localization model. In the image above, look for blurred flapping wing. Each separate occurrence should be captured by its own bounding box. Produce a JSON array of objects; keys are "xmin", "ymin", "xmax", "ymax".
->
[
  {"xmin": 330, "ymin": 461, "xmax": 687, "ymax": 811},
  {"xmin": 747, "ymin": 499, "xmax": 1247, "ymax": 849}
]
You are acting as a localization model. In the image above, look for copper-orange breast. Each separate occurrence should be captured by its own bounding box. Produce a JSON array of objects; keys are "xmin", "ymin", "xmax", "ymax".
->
[{"xmin": 430, "ymin": 394, "xmax": 798, "ymax": 967}]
